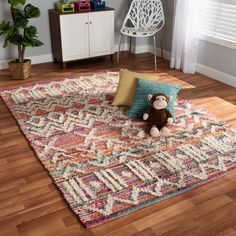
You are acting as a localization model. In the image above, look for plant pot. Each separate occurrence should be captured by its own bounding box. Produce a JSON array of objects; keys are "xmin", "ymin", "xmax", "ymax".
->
[{"xmin": 8, "ymin": 59, "xmax": 31, "ymax": 80}]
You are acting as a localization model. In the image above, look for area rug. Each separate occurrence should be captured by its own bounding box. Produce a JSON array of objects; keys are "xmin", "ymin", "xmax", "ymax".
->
[{"xmin": 1, "ymin": 72, "xmax": 236, "ymax": 228}]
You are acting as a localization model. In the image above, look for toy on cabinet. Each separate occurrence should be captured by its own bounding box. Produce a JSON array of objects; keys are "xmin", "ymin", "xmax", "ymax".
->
[
  {"xmin": 74, "ymin": 1, "xmax": 91, "ymax": 12},
  {"xmin": 57, "ymin": 0, "xmax": 75, "ymax": 13},
  {"xmin": 91, "ymin": 0, "xmax": 106, "ymax": 10}
]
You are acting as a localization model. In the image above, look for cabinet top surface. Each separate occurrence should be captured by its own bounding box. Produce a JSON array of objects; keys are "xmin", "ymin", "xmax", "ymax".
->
[{"xmin": 49, "ymin": 7, "xmax": 114, "ymax": 15}]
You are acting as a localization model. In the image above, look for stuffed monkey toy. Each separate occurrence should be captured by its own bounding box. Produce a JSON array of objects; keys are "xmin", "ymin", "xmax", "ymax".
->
[{"xmin": 143, "ymin": 93, "xmax": 173, "ymax": 137}]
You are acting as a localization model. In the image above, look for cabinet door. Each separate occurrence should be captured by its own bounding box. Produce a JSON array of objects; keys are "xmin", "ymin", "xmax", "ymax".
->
[
  {"xmin": 60, "ymin": 14, "xmax": 89, "ymax": 61},
  {"xmin": 88, "ymin": 11, "xmax": 114, "ymax": 57}
]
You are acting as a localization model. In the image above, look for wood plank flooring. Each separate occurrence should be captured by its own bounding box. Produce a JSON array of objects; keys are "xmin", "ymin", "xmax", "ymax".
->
[{"xmin": 0, "ymin": 53, "xmax": 236, "ymax": 236}]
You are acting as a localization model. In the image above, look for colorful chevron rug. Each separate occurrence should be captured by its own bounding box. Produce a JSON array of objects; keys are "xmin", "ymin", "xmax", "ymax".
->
[{"xmin": 1, "ymin": 72, "xmax": 236, "ymax": 228}]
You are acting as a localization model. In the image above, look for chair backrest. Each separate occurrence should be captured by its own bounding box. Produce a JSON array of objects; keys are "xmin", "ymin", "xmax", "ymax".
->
[{"xmin": 122, "ymin": 0, "xmax": 165, "ymax": 31}]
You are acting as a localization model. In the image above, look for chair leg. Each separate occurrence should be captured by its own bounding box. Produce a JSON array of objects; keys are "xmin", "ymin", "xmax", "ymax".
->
[
  {"xmin": 153, "ymin": 35, "xmax": 157, "ymax": 70},
  {"xmin": 160, "ymin": 33, "xmax": 164, "ymax": 59},
  {"xmin": 129, "ymin": 36, "xmax": 132, "ymax": 55},
  {"xmin": 117, "ymin": 34, "xmax": 122, "ymax": 63}
]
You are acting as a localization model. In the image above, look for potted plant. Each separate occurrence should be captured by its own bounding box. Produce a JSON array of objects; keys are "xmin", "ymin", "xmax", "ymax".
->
[{"xmin": 0, "ymin": 0, "xmax": 43, "ymax": 80}]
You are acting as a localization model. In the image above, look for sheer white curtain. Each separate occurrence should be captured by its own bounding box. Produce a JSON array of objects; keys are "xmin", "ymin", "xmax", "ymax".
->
[{"xmin": 170, "ymin": 0, "xmax": 202, "ymax": 74}]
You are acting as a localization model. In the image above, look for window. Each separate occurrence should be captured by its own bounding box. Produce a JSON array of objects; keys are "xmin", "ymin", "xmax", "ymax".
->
[{"xmin": 200, "ymin": 0, "xmax": 236, "ymax": 48}]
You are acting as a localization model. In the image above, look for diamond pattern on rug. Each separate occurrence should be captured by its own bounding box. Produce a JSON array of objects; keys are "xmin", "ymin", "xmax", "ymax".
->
[{"xmin": 1, "ymin": 72, "xmax": 236, "ymax": 228}]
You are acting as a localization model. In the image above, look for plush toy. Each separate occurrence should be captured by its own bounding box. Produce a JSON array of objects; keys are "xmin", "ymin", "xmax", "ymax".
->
[{"xmin": 143, "ymin": 93, "xmax": 173, "ymax": 137}]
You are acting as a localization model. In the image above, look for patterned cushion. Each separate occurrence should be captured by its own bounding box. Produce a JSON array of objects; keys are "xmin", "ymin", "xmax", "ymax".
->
[
  {"xmin": 112, "ymin": 69, "xmax": 159, "ymax": 106},
  {"xmin": 128, "ymin": 79, "xmax": 181, "ymax": 118}
]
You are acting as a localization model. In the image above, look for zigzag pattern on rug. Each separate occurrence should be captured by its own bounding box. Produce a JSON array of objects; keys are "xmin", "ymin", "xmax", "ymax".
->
[{"xmin": 1, "ymin": 72, "xmax": 235, "ymax": 228}]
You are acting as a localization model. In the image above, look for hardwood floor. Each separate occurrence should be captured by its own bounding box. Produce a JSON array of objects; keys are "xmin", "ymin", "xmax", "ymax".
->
[{"xmin": 0, "ymin": 53, "xmax": 236, "ymax": 236}]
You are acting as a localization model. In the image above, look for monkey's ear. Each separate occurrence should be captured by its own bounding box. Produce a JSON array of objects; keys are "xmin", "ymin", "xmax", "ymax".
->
[
  {"xmin": 148, "ymin": 94, "xmax": 153, "ymax": 101},
  {"xmin": 166, "ymin": 96, "xmax": 172, "ymax": 103}
]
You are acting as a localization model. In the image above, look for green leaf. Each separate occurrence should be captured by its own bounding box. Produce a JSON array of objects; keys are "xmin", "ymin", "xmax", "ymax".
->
[
  {"xmin": 14, "ymin": 18, "xmax": 28, "ymax": 28},
  {"xmin": 27, "ymin": 37, "xmax": 43, "ymax": 47},
  {"xmin": 1, "ymin": 2, "xmax": 43, "ymax": 50},
  {"xmin": 11, "ymin": 9, "xmax": 28, "ymax": 28},
  {"xmin": 8, "ymin": 34, "xmax": 24, "ymax": 46},
  {"xmin": 12, "ymin": 8, "xmax": 24, "ymax": 19},
  {"xmin": 21, "ymin": 38, "xmax": 31, "ymax": 47},
  {"xmin": 0, "ymin": 21, "xmax": 9, "ymax": 32},
  {"xmin": 0, "ymin": 21, "xmax": 15, "ymax": 36},
  {"xmin": 6, "ymin": 26, "xmax": 15, "ymax": 35},
  {"xmin": 8, "ymin": 0, "xmax": 26, "ymax": 6},
  {"xmin": 24, "ymin": 26, "xmax": 37, "ymax": 39},
  {"xmin": 24, "ymin": 4, "xmax": 40, "ymax": 19}
]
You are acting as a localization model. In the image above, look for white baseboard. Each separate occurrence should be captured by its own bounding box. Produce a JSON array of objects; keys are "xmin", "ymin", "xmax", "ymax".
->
[
  {"xmin": 148, "ymin": 47, "xmax": 236, "ymax": 88},
  {"xmin": 196, "ymin": 63, "xmax": 236, "ymax": 88},
  {"xmin": 0, "ymin": 42, "xmax": 170, "ymax": 69},
  {"xmin": 29, "ymin": 54, "xmax": 53, "ymax": 65},
  {"xmin": 115, "ymin": 42, "xmax": 149, "ymax": 54},
  {"xmin": 0, "ymin": 54, "xmax": 53, "ymax": 69},
  {"xmin": 3, "ymin": 48, "xmax": 235, "ymax": 89},
  {"xmin": 133, "ymin": 44, "xmax": 150, "ymax": 54},
  {"xmin": 116, "ymin": 41, "xmax": 164, "ymax": 55},
  {"xmin": 0, "ymin": 60, "xmax": 10, "ymax": 70},
  {"xmin": 149, "ymin": 45, "xmax": 171, "ymax": 61},
  {"xmin": 129, "ymin": 43, "xmax": 171, "ymax": 59},
  {"xmin": 114, "ymin": 42, "xmax": 129, "ymax": 53},
  {"xmin": 0, "ymin": 44, "xmax": 131, "ymax": 70}
]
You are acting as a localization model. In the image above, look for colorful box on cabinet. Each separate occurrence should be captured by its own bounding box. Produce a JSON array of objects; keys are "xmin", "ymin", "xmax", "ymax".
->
[
  {"xmin": 57, "ymin": 2, "xmax": 75, "ymax": 13},
  {"xmin": 74, "ymin": 1, "xmax": 91, "ymax": 12},
  {"xmin": 91, "ymin": 0, "xmax": 106, "ymax": 11}
]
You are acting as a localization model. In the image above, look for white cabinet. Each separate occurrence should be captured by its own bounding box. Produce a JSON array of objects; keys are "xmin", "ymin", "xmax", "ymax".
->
[
  {"xmin": 60, "ymin": 14, "xmax": 90, "ymax": 61},
  {"xmin": 89, "ymin": 11, "xmax": 114, "ymax": 57},
  {"xmin": 49, "ymin": 8, "xmax": 115, "ymax": 69}
]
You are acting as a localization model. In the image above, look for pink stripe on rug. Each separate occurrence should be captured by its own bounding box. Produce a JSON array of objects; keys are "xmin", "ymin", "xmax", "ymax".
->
[{"xmin": 1, "ymin": 72, "xmax": 235, "ymax": 228}]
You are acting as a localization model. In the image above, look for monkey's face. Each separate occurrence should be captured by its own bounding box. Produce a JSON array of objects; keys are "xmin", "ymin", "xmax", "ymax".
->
[{"xmin": 152, "ymin": 95, "xmax": 168, "ymax": 110}]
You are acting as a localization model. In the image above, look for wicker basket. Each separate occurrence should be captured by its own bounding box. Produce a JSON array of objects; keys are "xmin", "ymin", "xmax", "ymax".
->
[{"xmin": 8, "ymin": 59, "xmax": 31, "ymax": 80}]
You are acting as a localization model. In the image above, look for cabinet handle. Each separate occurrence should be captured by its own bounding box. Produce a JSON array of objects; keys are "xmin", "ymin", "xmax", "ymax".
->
[
  {"xmin": 90, "ymin": 22, "xmax": 92, "ymax": 24},
  {"xmin": 86, "ymin": 22, "xmax": 88, "ymax": 24}
]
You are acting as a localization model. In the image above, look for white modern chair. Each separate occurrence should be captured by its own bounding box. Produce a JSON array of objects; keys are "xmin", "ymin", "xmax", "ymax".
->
[{"xmin": 117, "ymin": 0, "xmax": 165, "ymax": 69}]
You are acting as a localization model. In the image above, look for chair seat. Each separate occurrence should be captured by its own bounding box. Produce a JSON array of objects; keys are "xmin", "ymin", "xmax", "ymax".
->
[{"xmin": 121, "ymin": 27, "xmax": 157, "ymax": 37}]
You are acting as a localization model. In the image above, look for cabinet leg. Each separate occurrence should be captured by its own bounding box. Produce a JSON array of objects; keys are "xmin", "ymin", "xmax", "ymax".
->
[
  {"xmin": 110, "ymin": 54, "xmax": 115, "ymax": 63},
  {"xmin": 62, "ymin": 62, "xmax": 66, "ymax": 70}
]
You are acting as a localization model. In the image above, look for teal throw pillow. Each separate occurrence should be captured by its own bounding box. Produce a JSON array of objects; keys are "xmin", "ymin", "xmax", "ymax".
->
[{"xmin": 128, "ymin": 79, "xmax": 181, "ymax": 118}]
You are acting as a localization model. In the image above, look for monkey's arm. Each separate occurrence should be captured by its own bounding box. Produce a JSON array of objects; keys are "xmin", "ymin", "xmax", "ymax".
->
[
  {"xmin": 143, "ymin": 108, "xmax": 151, "ymax": 121},
  {"xmin": 166, "ymin": 109, "xmax": 174, "ymax": 124}
]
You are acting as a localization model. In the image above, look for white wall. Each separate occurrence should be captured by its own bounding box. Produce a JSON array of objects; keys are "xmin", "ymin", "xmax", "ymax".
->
[
  {"xmin": 0, "ymin": 0, "xmax": 56, "ymax": 60},
  {"xmin": 197, "ymin": 40, "xmax": 236, "ymax": 78},
  {"xmin": 0, "ymin": 0, "xmax": 172, "ymax": 65},
  {"xmin": 0, "ymin": 0, "xmax": 129, "ymax": 63},
  {"xmin": 1, "ymin": 0, "xmax": 235, "ymax": 85},
  {"xmin": 149, "ymin": 0, "xmax": 236, "ymax": 86}
]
